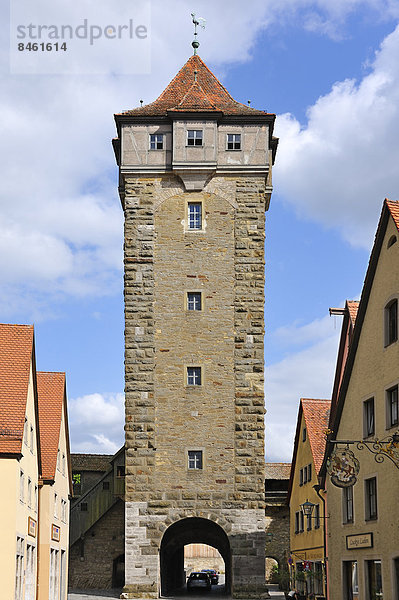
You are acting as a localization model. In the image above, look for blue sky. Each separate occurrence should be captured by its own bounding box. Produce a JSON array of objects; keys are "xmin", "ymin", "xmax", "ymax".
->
[{"xmin": 2, "ymin": 0, "xmax": 399, "ymax": 460}]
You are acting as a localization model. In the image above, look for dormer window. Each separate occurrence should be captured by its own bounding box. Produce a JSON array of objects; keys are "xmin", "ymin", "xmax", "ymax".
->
[
  {"xmin": 149, "ymin": 134, "xmax": 163, "ymax": 150},
  {"xmin": 227, "ymin": 133, "xmax": 241, "ymax": 150},
  {"xmin": 187, "ymin": 130, "xmax": 203, "ymax": 146}
]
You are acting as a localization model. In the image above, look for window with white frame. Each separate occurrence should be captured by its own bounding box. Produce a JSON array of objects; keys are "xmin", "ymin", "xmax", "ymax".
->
[
  {"xmin": 343, "ymin": 485, "xmax": 354, "ymax": 523},
  {"xmin": 27, "ymin": 478, "xmax": 32, "ymax": 509},
  {"xmin": 187, "ymin": 366, "xmax": 201, "ymax": 386},
  {"xmin": 385, "ymin": 298, "xmax": 398, "ymax": 346},
  {"xmin": 19, "ymin": 470, "xmax": 24, "ymax": 503},
  {"xmin": 227, "ymin": 133, "xmax": 241, "ymax": 150},
  {"xmin": 15, "ymin": 536, "xmax": 24, "ymax": 600},
  {"xmin": 363, "ymin": 398, "xmax": 375, "ymax": 437},
  {"xmin": 187, "ymin": 292, "xmax": 202, "ymax": 311},
  {"xmin": 57, "ymin": 449, "xmax": 60, "ymax": 471},
  {"xmin": 62, "ymin": 453, "xmax": 66, "ymax": 476},
  {"xmin": 188, "ymin": 450, "xmax": 203, "ymax": 470},
  {"xmin": 54, "ymin": 492, "xmax": 58, "ymax": 518},
  {"xmin": 149, "ymin": 133, "xmax": 164, "ymax": 150},
  {"xmin": 188, "ymin": 202, "xmax": 202, "ymax": 230},
  {"xmin": 34, "ymin": 485, "xmax": 38, "ymax": 512},
  {"xmin": 23, "ymin": 418, "xmax": 28, "ymax": 446},
  {"xmin": 365, "ymin": 477, "xmax": 377, "ymax": 520},
  {"xmin": 387, "ymin": 385, "xmax": 399, "ymax": 428},
  {"xmin": 187, "ymin": 129, "xmax": 203, "ymax": 146},
  {"xmin": 30, "ymin": 425, "xmax": 34, "ymax": 453}
]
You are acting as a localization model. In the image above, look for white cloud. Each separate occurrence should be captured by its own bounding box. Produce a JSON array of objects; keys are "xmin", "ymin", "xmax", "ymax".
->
[
  {"xmin": 265, "ymin": 314, "xmax": 340, "ymax": 461},
  {"xmin": 68, "ymin": 392, "xmax": 124, "ymax": 453},
  {"xmin": 274, "ymin": 24, "xmax": 399, "ymax": 249}
]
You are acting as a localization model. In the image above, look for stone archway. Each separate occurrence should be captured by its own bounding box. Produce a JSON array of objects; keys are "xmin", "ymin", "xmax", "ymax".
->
[
  {"xmin": 160, "ymin": 517, "xmax": 231, "ymax": 596},
  {"xmin": 265, "ymin": 557, "xmax": 279, "ymax": 583}
]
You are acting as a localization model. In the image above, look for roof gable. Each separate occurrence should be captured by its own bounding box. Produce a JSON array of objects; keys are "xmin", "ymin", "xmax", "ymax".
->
[
  {"xmin": 302, "ymin": 398, "xmax": 331, "ymax": 473},
  {"xmin": 0, "ymin": 324, "xmax": 34, "ymax": 455},
  {"xmin": 118, "ymin": 54, "xmax": 271, "ymax": 117},
  {"xmin": 37, "ymin": 371, "xmax": 65, "ymax": 481}
]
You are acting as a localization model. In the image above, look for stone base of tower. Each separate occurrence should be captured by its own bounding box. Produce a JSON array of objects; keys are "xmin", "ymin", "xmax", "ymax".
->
[{"xmin": 121, "ymin": 503, "xmax": 270, "ymax": 599}]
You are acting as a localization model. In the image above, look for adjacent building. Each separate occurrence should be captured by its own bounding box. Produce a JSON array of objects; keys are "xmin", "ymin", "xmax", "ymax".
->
[
  {"xmin": 0, "ymin": 323, "xmax": 71, "ymax": 600},
  {"xmin": 321, "ymin": 199, "xmax": 399, "ymax": 600},
  {"xmin": 113, "ymin": 52, "xmax": 278, "ymax": 598},
  {"xmin": 288, "ymin": 398, "xmax": 331, "ymax": 598}
]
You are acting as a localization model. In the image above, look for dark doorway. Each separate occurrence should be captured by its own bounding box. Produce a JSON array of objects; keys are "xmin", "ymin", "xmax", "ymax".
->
[
  {"xmin": 160, "ymin": 518, "xmax": 231, "ymax": 597},
  {"xmin": 112, "ymin": 553, "xmax": 125, "ymax": 588}
]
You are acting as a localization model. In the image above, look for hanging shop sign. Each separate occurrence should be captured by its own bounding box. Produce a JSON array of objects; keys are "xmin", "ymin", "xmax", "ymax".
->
[{"xmin": 326, "ymin": 447, "xmax": 360, "ymax": 487}]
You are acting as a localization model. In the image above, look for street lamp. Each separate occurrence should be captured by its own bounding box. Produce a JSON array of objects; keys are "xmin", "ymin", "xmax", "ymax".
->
[{"xmin": 300, "ymin": 500, "xmax": 316, "ymax": 517}]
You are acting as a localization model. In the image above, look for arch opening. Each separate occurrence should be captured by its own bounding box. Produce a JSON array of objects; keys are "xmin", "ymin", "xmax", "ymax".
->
[{"xmin": 160, "ymin": 517, "xmax": 231, "ymax": 597}]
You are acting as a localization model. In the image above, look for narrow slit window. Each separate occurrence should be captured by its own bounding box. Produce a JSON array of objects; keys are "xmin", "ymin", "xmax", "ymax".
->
[{"xmin": 364, "ymin": 398, "xmax": 375, "ymax": 437}]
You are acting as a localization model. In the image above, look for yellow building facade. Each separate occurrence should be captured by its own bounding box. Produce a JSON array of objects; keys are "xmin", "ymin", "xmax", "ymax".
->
[
  {"xmin": 322, "ymin": 200, "xmax": 399, "ymax": 600},
  {"xmin": 288, "ymin": 398, "xmax": 330, "ymax": 598}
]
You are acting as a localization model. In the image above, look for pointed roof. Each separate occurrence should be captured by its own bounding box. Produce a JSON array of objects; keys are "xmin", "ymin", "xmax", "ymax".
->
[
  {"xmin": 287, "ymin": 398, "xmax": 331, "ymax": 502},
  {"xmin": 118, "ymin": 55, "xmax": 272, "ymax": 117},
  {"xmin": 36, "ymin": 371, "xmax": 67, "ymax": 481},
  {"xmin": 320, "ymin": 198, "xmax": 399, "ymax": 483},
  {"xmin": 302, "ymin": 398, "xmax": 331, "ymax": 473},
  {"xmin": 0, "ymin": 324, "xmax": 35, "ymax": 455}
]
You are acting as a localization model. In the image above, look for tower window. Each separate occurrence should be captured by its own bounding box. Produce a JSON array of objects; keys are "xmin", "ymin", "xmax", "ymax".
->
[
  {"xmin": 188, "ymin": 450, "xmax": 203, "ymax": 470},
  {"xmin": 188, "ymin": 203, "xmax": 202, "ymax": 230},
  {"xmin": 385, "ymin": 299, "xmax": 398, "ymax": 346},
  {"xmin": 187, "ymin": 292, "xmax": 202, "ymax": 311},
  {"xmin": 187, "ymin": 366, "xmax": 201, "ymax": 386},
  {"xmin": 227, "ymin": 133, "xmax": 241, "ymax": 150},
  {"xmin": 149, "ymin": 134, "xmax": 164, "ymax": 150},
  {"xmin": 187, "ymin": 130, "xmax": 203, "ymax": 146}
]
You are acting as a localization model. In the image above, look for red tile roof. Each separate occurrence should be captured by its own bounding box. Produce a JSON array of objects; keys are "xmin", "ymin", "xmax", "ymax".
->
[
  {"xmin": 119, "ymin": 55, "xmax": 272, "ymax": 117},
  {"xmin": 301, "ymin": 398, "xmax": 331, "ymax": 473},
  {"xmin": 37, "ymin": 372, "xmax": 65, "ymax": 481},
  {"xmin": 346, "ymin": 301, "xmax": 359, "ymax": 325},
  {"xmin": 385, "ymin": 198, "xmax": 399, "ymax": 231},
  {"xmin": 0, "ymin": 324, "xmax": 34, "ymax": 454},
  {"xmin": 265, "ymin": 462, "xmax": 291, "ymax": 479}
]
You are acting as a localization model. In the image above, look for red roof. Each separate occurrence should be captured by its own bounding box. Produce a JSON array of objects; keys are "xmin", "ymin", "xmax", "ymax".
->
[
  {"xmin": 346, "ymin": 301, "xmax": 359, "ymax": 325},
  {"xmin": 37, "ymin": 372, "xmax": 66, "ymax": 481},
  {"xmin": 301, "ymin": 398, "xmax": 331, "ymax": 473},
  {"xmin": 0, "ymin": 324, "xmax": 34, "ymax": 454},
  {"xmin": 119, "ymin": 54, "xmax": 272, "ymax": 117},
  {"xmin": 386, "ymin": 198, "xmax": 399, "ymax": 230}
]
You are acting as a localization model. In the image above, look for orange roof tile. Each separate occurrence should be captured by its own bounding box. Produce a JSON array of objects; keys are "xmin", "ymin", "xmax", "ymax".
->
[
  {"xmin": 119, "ymin": 55, "xmax": 272, "ymax": 117},
  {"xmin": 385, "ymin": 198, "xmax": 399, "ymax": 231},
  {"xmin": 36, "ymin": 371, "xmax": 65, "ymax": 481},
  {"xmin": 301, "ymin": 398, "xmax": 331, "ymax": 474},
  {"xmin": 346, "ymin": 301, "xmax": 359, "ymax": 325},
  {"xmin": 0, "ymin": 324, "xmax": 34, "ymax": 454}
]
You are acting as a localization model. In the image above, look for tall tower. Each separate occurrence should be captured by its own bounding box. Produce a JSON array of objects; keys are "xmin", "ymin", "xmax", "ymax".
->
[{"xmin": 113, "ymin": 54, "xmax": 278, "ymax": 599}]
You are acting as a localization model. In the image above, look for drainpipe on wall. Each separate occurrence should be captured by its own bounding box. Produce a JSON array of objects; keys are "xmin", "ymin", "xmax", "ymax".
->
[{"xmin": 313, "ymin": 484, "xmax": 328, "ymax": 600}]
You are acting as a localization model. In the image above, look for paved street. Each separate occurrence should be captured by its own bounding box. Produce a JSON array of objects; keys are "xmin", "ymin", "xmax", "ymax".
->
[{"xmin": 68, "ymin": 582, "xmax": 286, "ymax": 600}]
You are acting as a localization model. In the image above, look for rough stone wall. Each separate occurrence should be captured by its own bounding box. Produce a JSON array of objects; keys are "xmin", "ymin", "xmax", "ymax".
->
[
  {"xmin": 68, "ymin": 500, "xmax": 125, "ymax": 589},
  {"xmin": 265, "ymin": 504, "xmax": 290, "ymax": 568},
  {"xmin": 123, "ymin": 174, "xmax": 267, "ymax": 598}
]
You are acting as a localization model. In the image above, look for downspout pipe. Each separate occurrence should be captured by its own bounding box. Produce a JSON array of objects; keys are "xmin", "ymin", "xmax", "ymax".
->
[{"xmin": 313, "ymin": 484, "xmax": 328, "ymax": 600}]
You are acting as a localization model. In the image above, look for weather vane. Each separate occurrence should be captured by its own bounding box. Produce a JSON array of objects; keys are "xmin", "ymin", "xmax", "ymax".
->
[{"xmin": 191, "ymin": 13, "xmax": 206, "ymax": 55}]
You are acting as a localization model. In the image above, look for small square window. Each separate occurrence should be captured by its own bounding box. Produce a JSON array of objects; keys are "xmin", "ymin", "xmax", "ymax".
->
[
  {"xmin": 385, "ymin": 299, "xmax": 398, "ymax": 346},
  {"xmin": 188, "ymin": 450, "xmax": 203, "ymax": 470},
  {"xmin": 364, "ymin": 398, "xmax": 375, "ymax": 437},
  {"xmin": 116, "ymin": 466, "xmax": 125, "ymax": 478},
  {"xmin": 387, "ymin": 385, "xmax": 399, "ymax": 428},
  {"xmin": 188, "ymin": 203, "xmax": 202, "ymax": 230},
  {"xmin": 227, "ymin": 133, "xmax": 241, "ymax": 150},
  {"xmin": 102, "ymin": 481, "xmax": 110, "ymax": 490},
  {"xmin": 187, "ymin": 292, "xmax": 202, "ymax": 311},
  {"xmin": 80, "ymin": 502, "xmax": 88, "ymax": 512},
  {"xmin": 187, "ymin": 367, "xmax": 201, "ymax": 386},
  {"xmin": 187, "ymin": 130, "xmax": 203, "ymax": 146},
  {"xmin": 149, "ymin": 133, "xmax": 164, "ymax": 150}
]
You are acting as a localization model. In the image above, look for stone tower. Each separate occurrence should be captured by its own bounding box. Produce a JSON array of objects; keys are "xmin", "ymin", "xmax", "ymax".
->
[{"xmin": 113, "ymin": 54, "xmax": 278, "ymax": 599}]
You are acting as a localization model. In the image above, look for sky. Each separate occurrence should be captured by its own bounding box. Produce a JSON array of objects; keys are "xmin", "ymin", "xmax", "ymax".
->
[{"xmin": 2, "ymin": 0, "xmax": 399, "ymax": 461}]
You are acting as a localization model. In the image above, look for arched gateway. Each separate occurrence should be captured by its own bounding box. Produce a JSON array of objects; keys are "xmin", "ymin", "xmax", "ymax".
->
[
  {"xmin": 160, "ymin": 518, "xmax": 231, "ymax": 596},
  {"xmin": 113, "ymin": 52, "xmax": 278, "ymax": 599}
]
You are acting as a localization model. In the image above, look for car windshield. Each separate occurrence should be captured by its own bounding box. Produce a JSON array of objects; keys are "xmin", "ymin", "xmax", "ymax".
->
[{"xmin": 190, "ymin": 573, "xmax": 208, "ymax": 580}]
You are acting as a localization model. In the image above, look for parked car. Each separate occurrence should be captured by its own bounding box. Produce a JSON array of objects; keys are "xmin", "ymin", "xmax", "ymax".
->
[
  {"xmin": 187, "ymin": 572, "xmax": 212, "ymax": 592},
  {"xmin": 201, "ymin": 569, "xmax": 219, "ymax": 585}
]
